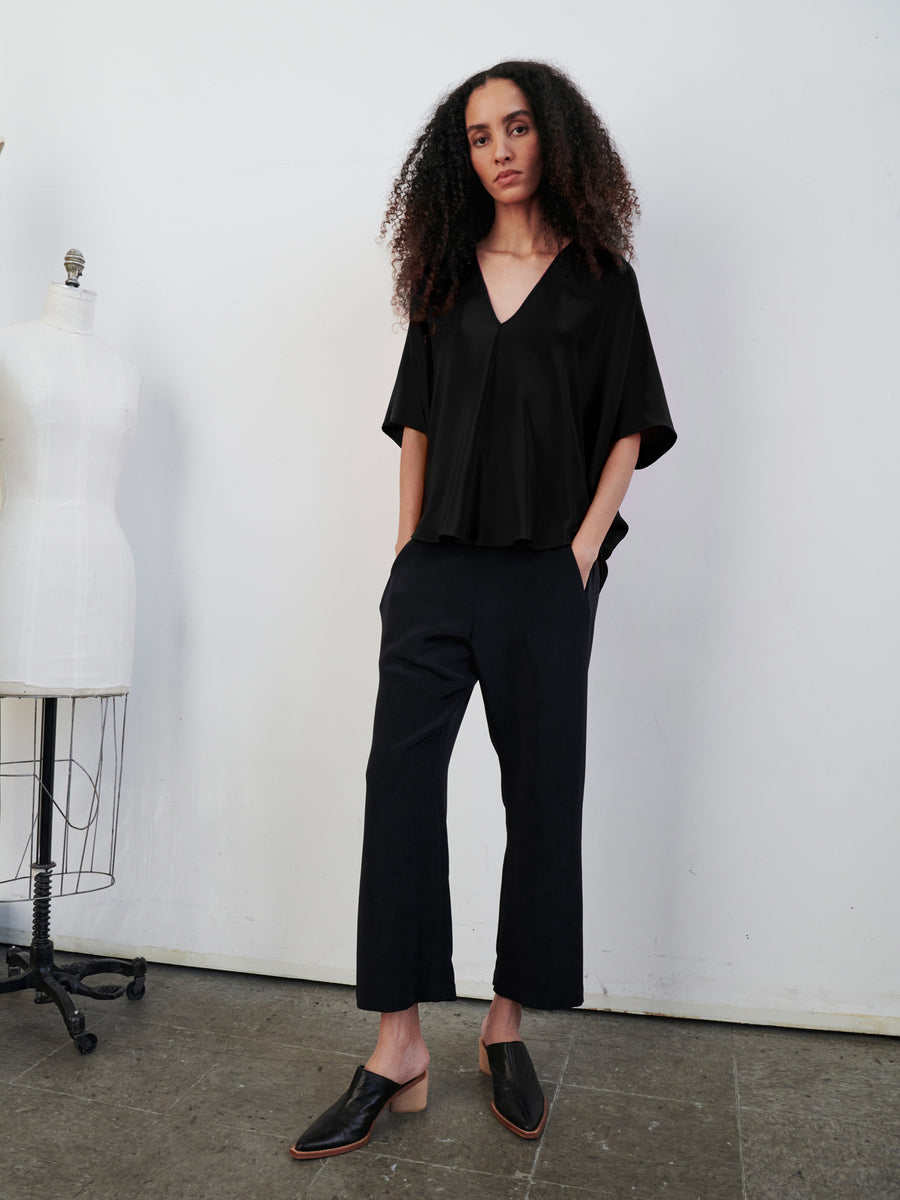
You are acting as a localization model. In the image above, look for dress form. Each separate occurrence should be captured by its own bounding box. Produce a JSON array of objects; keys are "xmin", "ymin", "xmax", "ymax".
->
[
  {"xmin": 0, "ymin": 253, "xmax": 146, "ymax": 1054},
  {"xmin": 0, "ymin": 257, "xmax": 139, "ymax": 695}
]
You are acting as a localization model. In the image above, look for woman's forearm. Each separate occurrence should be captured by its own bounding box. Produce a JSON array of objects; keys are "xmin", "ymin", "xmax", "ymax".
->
[
  {"xmin": 396, "ymin": 427, "xmax": 428, "ymax": 552},
  {"xmin": 572, "ymin": 432, "xmax": 642, "ymax": 569}
]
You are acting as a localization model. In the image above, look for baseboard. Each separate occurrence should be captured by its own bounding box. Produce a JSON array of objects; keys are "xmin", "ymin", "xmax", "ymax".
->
[{"xmin": 2, "ymin": 926, "xmax": 896, "ymax": 1037}]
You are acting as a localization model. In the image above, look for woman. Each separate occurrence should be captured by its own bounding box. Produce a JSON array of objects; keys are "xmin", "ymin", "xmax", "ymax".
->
[{"xmin": 290, "ymin": 59, "xmax": 676, "ymax": 1161}]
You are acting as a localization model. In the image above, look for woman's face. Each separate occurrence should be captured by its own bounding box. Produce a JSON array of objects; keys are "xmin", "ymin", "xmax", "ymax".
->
[{"xmin": 464, "ymin": 77, "xmax": 542, "ymax": 206}]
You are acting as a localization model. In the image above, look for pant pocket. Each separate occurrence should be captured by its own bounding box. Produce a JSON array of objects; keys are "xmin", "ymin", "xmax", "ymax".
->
[
  {"xmin": 391, "ymin": 537, "xmax": 417, "ymax": 573},
  {"xmin": 564, "ymin": 545, "xmax": 594, "ymax": 612},
  {"xmin": 382, "ymin": 538, "xmax": 418, "ymax": 610}
]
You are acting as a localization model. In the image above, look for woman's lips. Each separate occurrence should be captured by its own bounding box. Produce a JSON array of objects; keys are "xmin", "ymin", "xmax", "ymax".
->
[{"xmin": 495, "ymin": 170, "xmax": 521, "ymax": 184}]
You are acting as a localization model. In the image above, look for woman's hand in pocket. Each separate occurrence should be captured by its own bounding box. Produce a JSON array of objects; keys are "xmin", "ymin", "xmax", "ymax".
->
[{"xmin": 570, "ymin": 538, "xmax": 598, "ymax": 588}]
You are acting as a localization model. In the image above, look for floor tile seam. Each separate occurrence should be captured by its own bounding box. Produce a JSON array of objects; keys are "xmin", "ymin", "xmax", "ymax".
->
[
  {"xmin": 146, "ymin": 1004, "xmax": 287, "ymax": 1038},
  {"xmin": 242, "ymin": 1000, "xmax": 328, "ymax": 1034},
  {"xmin": 362, "ymin": 1150, "xmax": 533, "ymax": 1184},
  {"xmin": 306, "ymin": 1158, "xmax": 330, "ymax": 1191},
  {"xmin": 10, "ymin": 1079, "xmax": 169, "ymax": 1117},
  {"xmin": 74, "ymin": 1016, "xmax": 375, "ymax": 1055},
  {"xmin": 444, "ymin": 1065, "xmax": 560, "ymax": 1081},
  {"xmin": 76, "ymin": 1015, "xmax": 269, "ymax": 1040},
  {"xmin": 527, "ymin": 1177, "xmax": 649, "ymax": 1197},
  {"xmin": 38, "ymin": 1174, "xmax": 96, "ymax": 1200},
  {"xmin": 126, "ymin": 1101, "xmax": 295, "ymax": 1146},
  {"xmin": 562, "ymin": 1080, "xmax": 737, "ymax": 1110},
  {"xmin": 3, "ymin": 1019, "xmax": 114, "ymax": 1081},
  {"xmin": 736, "ymin": 1099, "xmax": 900, "ymax": 1132},
  {"xmin": 65, "ymin": 1165, "xmax": 153, "ymax": 1200},
  {"xmin": 4, "ymin": 1052, "xmax": 69, "ymax": 1085},
  {"xmin": 150, "ymin": 1110, "xmax": 292, "ymax": 1145},
  {"xmin": 266, "ymin": 1041, "xmax": 560, "ymax": 1068},
  {"xmin": 156, "ymin": 1058, "xmax": 233, "ymax": 1116},
  {"xmin": 265, "ymin": 1044, "xmax": 381, "ymax": 1061},
  {"xmin": 731, "ymin": 1027, "xmax": 749, "ymax": 1200},
  {"xmin": 80, "ymin": 1024, "xmax": 539, "ymax": 1065},
  {"xmin": 525, "ymin": 1034, "xmax": 575, "ymax": 1199}
]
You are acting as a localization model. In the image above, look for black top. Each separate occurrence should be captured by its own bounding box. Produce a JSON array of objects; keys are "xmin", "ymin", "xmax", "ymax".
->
[{"xmin": 382, "ymin": 243, "xmax": 676, "ymax": 561}]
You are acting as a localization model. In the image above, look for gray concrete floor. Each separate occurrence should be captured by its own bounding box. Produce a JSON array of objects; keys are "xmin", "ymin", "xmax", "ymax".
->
[{"xmin": 0, "ymin": 953, "xmax": 898, "ymax": 1200}]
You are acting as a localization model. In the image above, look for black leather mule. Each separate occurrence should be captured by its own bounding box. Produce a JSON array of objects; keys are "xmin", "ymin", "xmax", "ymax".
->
[
  {"xmin": 289, "ymin": 1065, "xmax": 428, "ymax": 1160},
  {"xmin": 479, "ymin": 1038, "xmax": 548, "ymax": 1138}
]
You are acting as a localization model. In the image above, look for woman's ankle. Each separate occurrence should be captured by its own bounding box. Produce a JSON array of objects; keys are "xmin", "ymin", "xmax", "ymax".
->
[
  {"xmin": 365, "ymin": 1005, "xmax": 430, "ymax": 1082},
  {"xmin": 481, "ymin": 994, "xmax": 523, "ymax": 1044},
  {"xmin": 365, "ymin": 1041, "xmax": 430, "ymax": 1083}
]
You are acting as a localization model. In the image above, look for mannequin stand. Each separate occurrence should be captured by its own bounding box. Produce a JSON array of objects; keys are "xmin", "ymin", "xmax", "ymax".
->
[{"xmin": 0, "ymin": 698, "xmax": 146, "ymax": 1053}]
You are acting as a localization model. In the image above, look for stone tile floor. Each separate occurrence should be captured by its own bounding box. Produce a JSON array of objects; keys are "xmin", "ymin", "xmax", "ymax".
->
[{"xmin": 0, "ymin": 952, "xmax": 898, "ymax": 1199}]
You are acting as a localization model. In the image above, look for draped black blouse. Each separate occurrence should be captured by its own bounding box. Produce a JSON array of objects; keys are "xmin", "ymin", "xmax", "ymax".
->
[{"xmin": 382, "ymin": 243, "xmax": 676, "ymax": 562}]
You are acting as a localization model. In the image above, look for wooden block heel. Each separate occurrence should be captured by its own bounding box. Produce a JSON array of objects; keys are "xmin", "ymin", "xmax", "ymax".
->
[{"xmin": 388, "ymin": 1069, "xmax": 429, "ymax": 1113}]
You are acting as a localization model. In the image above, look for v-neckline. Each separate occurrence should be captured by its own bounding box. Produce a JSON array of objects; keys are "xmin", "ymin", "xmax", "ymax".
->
[{"xmin": 475, "ymin": 242, "xmax": 572, "ymax": 327}]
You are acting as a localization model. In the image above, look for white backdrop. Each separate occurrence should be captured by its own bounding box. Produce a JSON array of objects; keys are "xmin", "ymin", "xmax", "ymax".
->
[{"xmin": 1, "ymin": 0, "xmax": 897, "ymax": 1034}]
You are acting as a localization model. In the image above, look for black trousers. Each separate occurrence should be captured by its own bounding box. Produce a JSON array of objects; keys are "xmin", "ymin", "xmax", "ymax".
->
[{"xmin": 356, "ymin": 539, "xmax": 605, "ymax": 1012}]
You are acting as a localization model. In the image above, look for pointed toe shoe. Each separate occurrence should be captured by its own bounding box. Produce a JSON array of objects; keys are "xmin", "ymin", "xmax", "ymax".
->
[
  {"xmin": 289, "ymin": 1064, "xmax": 428, "ymax": 1160},
  {"xmin": 479, "ymin": 1037, "xmax": 547, "ymax": 1138}
]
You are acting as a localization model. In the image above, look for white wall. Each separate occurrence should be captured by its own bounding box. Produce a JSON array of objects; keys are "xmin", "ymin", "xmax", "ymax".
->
[{"xmin": 0, "ymin": 0, "xmax": 897, "ymax": 1034}]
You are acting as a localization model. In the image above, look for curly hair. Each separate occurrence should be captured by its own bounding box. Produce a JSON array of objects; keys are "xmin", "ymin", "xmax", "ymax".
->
[{"xmin": 380, "ymin": 60, "xmax": 640, "ymax": 323}]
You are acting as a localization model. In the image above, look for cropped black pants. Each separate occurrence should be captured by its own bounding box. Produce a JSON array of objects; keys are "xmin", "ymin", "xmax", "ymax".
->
[{"xmin": 356, "ymin": 539, "xmax": 605, "ymax": 1012}]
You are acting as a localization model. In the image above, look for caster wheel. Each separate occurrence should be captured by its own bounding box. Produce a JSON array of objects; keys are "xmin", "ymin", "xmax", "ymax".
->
[
  {"xmin": 125, "ymin": 978, "xmax": 146, "ymax": 1000},
  {"xmin": 75, "ymin": 1033, "xmax": 98, "ymax": 1054}
]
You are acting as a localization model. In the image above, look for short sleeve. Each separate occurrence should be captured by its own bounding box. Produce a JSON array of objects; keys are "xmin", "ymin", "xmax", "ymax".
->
[
  {"xmin": 381, "ymin": 319, "xmax": 431, "ymax": 447},
  {"xmin": 611, "ymin": 271, "xmax": 677, "ymax": 469}
]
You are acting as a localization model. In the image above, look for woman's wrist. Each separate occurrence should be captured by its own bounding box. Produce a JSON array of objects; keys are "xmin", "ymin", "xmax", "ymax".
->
[{"xmin": 571, "ymin": 533, "xmax": 601, "ymax": 566}]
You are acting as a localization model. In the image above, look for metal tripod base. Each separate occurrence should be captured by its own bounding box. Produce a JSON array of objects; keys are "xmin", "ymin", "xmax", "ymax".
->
[
  {"xmin": 1, "ymin": 940, "xmax": 147, "ymax": 1054},
  {"xmin": 0, "ymin": 698, "xmax": 146, "ymax": 1053}
]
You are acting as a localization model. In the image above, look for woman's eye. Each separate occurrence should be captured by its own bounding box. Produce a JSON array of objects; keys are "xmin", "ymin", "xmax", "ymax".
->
[
  {"xmin": 511, "ymin": 124, "xmax": 528, "ymax": 136},
  {"xmin": 472, "ymin": 135, "xmax": 488, "ymax": 148}
]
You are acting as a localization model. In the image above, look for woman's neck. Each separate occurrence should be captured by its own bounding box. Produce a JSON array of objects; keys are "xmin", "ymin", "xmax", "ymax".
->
[
  {"xmin": 480, "ymin": 200, "xmax": 559, "ymax": 257},
  {"xmin": 42, "ymin": 282, "xmax": 96, "ymax": 334}
]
